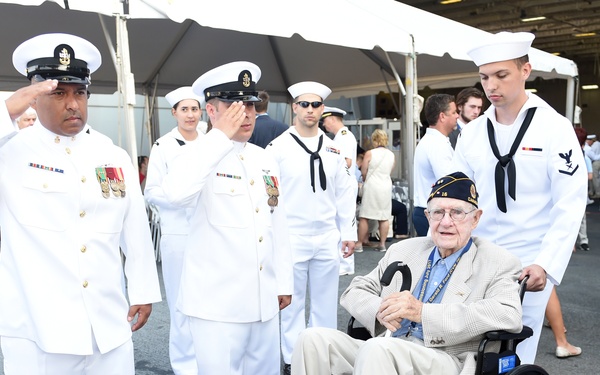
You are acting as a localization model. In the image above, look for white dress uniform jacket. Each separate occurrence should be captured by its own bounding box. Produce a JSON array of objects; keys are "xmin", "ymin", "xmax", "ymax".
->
[
  {"xmin": 453, "ymin": 93, "xmax": 587, "ymax": 285},
  {"xmin": 144, "ymin": 127, "xmax": 196, "ymax": 235},
  {"xmin": 0, "ymin": 111, "xmax": 161, "ymax": 355},
  {"xmin": 413, "ymin": 128, "xmax": 454, "ymax": 208},
  {"xmin": 162, "ymin": 129, "xmax": 293, "ymax": 322},
  {"xmin": 267, "ymin": 127, "xmax": 357, "ymax": 240},
  {"xmin": 333, "ymin": 126, "xmax": 358, "ymax": 185}
]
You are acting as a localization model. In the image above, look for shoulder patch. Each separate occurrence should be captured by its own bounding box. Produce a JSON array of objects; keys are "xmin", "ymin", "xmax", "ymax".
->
[{"xmin": 341, "ymin": 130, "xmax": 347, "ymax": 135}]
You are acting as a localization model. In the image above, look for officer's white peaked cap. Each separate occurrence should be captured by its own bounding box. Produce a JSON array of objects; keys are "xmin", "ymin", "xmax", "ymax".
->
[
  {"xmin": 467, "ymin": 31, "xmax": 534, "ymax": 67},
  {"xmin": 288, "ymin": 81, "xmax": 331, "ymax": 101},
  {"xmin": 13, "ymin": 33, "xmax": 101, "ymax": 85},
  {"xmin": 322, "ymin": 106, "xmax": 347, "ymax": 118},
  {"xmin": 193, "ymin": 61, "xmax": 261, "ymax": 103},
  {"xmin": 166, "ymin": 86, "xmax": 204, "ymax": 108}
]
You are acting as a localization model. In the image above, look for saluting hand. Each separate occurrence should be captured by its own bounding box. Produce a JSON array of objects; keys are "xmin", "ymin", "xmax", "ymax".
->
[
  {"xmin": 212, "ymin": 101, "xmax": 247, "ymax": 139},
  {"xmin": 6, "ymin": 79, "xmax": 58, "ymax": 121},
  {"xmin": 376, "ymin": 291, "xmax": 423, "ymax": 333},
  {"xmin": 128, "ymin": 303, "xmax": 153, "ymax": 332},
  {"xmin": 520, "ymin": 264, "xmax": 547, "ymax": 292}
]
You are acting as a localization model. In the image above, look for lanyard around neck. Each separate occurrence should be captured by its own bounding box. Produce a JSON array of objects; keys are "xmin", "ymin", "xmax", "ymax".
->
[{"xmin": 417, "ymin": 238, "xmax": 473, "ymax": 303}]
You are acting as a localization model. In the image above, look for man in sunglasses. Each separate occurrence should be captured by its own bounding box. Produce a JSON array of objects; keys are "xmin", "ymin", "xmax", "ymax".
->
[
  {"xmin": 267, "ymin": 81, "xmax": 357, "ymax": 374},
  {"xmin": 291, "ymin": 172, "xmax": 523, "ymax": 375}
]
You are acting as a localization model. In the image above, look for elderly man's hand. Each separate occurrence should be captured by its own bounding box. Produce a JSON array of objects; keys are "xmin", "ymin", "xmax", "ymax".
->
[
  {"xmin": 376, "ymin": 291, "xmax": 423, "ymax": 333},
  {"xmin": 212, "ymin": 101, "xmax": 247, "ymax": 139},
  {"xmin": 520, "ymin": 264, "xmax": 547, "ymax": 291}
]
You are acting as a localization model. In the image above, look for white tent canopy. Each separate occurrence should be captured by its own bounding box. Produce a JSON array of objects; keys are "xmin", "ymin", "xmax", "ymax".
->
[{"xmin": 0, "ymin": 0, "xmax": 579, "ymax": 186}]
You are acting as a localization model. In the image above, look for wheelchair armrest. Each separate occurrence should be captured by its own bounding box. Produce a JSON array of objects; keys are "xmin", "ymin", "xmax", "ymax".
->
[{"xmin": 485, "ymin": 325, "xmax": 533, "ymax": 341}]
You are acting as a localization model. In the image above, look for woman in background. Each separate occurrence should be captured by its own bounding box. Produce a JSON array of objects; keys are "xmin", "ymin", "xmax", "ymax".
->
[{"xmin": 356, "ymin": 129, "xmax": 395, "ymax": 252}]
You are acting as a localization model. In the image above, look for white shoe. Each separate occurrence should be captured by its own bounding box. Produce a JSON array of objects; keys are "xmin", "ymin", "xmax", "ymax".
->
[
  {"xmin": 587, "ymin": 198, "xmax": 594, "ymax": 205},
  {"xmin": 339, "ymin": 270, "xmax": 355, "ymax": 276}
]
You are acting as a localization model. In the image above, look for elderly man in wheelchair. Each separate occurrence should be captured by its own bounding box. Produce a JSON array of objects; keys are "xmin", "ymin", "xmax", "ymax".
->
[{"xmin": 291, "ymin": 172, "xmax": 547, "ymax": 375}]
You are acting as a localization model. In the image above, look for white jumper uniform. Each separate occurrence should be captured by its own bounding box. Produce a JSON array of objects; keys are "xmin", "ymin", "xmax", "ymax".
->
[
  {"xmin": 267, "ymin": 127, "xmax": 357, "ymax": 364},
  {"xmin": 333, "ymin": 126, "xmax": 358, "ymax": 275},
  {"xmin": 144, "ymin": 127, "xmax": 198, "ymax": 375},
  {"xmin": 162, "ymin": 128, "xmax": 293, "ymax": 375},
  {"xmin": 453, "ymin": 93, "xmax": 587, "ymax": 363},
  {"xmin": 0, "ymin": 108, "xmax": 161, "ymax": 358}
]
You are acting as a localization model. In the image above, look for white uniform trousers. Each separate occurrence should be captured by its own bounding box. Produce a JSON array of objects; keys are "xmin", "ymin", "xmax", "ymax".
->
[
  {"xmin": 577, "ymin": 214, "xmax": 588, "ymax": 247},
  {"xmin": 517, "ymin": 279, "xmax": 554, "ymax": 364},
  {"xmin": 292, "ymin": 327, "xmax": 461, "ymax": 375},
  {"xmin": 0, "ymin": 335, "xmax": 134, "ymax": 375},
  {"xmin": 160, "ymin": 234, "xmax": 197, "ymax": 375},
  {"xmin": 188, "ymin": 315, "xmax": 280, "ymax": 375},
  {"xmin": 280, "ymin": 230, "xmax": 341, "ymax": 364},
  {"xmin": 592, "ymin": 160, "xmax": 600, "ymax": 197}
]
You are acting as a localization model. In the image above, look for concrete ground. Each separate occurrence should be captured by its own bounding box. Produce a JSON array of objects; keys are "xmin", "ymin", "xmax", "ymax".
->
[{"xmin": 1, "ymin": 204, "xmax": 599, "ymax": 374}]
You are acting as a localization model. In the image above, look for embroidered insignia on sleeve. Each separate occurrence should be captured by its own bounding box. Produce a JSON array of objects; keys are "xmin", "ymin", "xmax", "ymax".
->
[{"xmin": 558, "ymin": 149, "xmax": 579, "ymax": 176}]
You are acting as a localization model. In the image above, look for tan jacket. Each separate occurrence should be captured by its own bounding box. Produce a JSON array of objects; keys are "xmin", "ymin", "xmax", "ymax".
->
[{"xmin": 341, "ymin": 236, "xmax": 523, "ymax": 374}]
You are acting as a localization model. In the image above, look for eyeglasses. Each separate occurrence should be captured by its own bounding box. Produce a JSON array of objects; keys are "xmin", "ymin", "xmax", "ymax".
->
[
  {"xmin": 426, "ymin": 208, "xmax": 477, "ymax": 222},
  {"xmin": 295, "ymin": 101, "xmax": 323, "ymax": 109}
]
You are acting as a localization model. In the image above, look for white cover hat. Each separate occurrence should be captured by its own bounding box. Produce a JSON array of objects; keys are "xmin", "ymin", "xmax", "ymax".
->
[
  {"xmin": 288, "ymin": 81, "xmax": 331, "ymax": 100},
  {"xmin": 192, "ymin": 61, "xmax": 261, "ymax": 103},
  {"xmin": 322, "ymin": 106, "xmax": 347, "ymax": 118},
  {"xmin": 587, "ymin": 134, "xmax": 597, "ymax": 140},
  {"xmin": 13, "ymin": 33, "xmax": 101, "ymax": 84},
  {"xmin": 467, "ymin": 32, "xmax": 535, "ymax": 67},
  {"xmin": 165, "ymin": 86, "xmax": 204, "ymax": 107}
]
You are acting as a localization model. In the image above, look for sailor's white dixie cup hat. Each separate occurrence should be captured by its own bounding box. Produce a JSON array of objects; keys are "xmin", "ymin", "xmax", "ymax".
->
[
  {"xmin": 467, "ymin": 31, "xmax": 535, "ymax": 67},
  {"xmin": 166, "ymin": 86, "xmax": 204, "ymax": 108},
  {"xmin": 288, "ymin": 81, "xmax": 332, "ymax": 100},
  {"xmin": 192, "ymin": 61, "xmax": 262, "ymax": 104},
  {"xmin": 13, "ymin": 33, "xmax": 101, "ymax": 85}
]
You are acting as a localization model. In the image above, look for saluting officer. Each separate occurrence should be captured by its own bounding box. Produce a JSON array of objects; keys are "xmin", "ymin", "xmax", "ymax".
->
[
  {"xmin": 267, "ymin": 82, "xmax": 357, "ymax": 373},
  {"xmin": 161, "ymin": 61, "xmax": 293, "ymax": 375},
  {"xmin": 454, "ymin": 31, "xmax": 587, "ymax": 363},
  {"xmin": 144, "ymin": 86, "xmax": 203, "ymax": 375},
  {"xmin": 0, "ymin": 33, "xmax": 161, "ymax": 375}
]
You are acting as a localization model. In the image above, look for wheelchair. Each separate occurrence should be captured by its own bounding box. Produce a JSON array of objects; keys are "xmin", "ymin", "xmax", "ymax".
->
[{"xmin": 346, "ymin": 262, "xmax": 549, "ymax": 375}]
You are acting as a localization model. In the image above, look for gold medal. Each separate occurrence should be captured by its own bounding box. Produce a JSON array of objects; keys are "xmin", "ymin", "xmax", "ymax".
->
[
  {"xmin": 118, "ymin": 181, "xmax": 126, "ymax": 191},
  {"xmin": 102, "ymin": 191, "xmax": 110, "ymax": 199},
  {"xmin": 112, "ymin": 189, "xmax": 121, "ymax": 198},
  {"xmin": 110, "ymin": 181, "xmax": 119, "ymax": 192},
  {"xmin": 268, "ymin": 196, "xmax": 278, "ymax": 207},
  {"xmin": 267, "ymin": 187, "xmax": 279, "ymax": 197},
  {"xmin": 100, "ymin": 181, "xmax": 110, "ymax": 193}
]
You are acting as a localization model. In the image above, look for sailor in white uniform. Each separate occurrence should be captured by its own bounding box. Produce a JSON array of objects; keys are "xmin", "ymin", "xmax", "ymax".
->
[
  {"xmin": 454, "ymin": 31, "xmax": 587, "ymax": 364},
  {"xmin": 0, "ymin": 33, "xmax": 161, "ymax": 375},
  {"xmin": 144, "ymin": 86, "xmax": 203, "ymax": 375},
  {"xmin": 161, "ymin": 61, "xmax": 293, "ymax": 375},
  {"xmin": 321, "ymin": 106, "xmax": 358, "ymax": 276},
  {"xmin": 267, "ymin": 82, "xmax": 357, "ymax": 372}
]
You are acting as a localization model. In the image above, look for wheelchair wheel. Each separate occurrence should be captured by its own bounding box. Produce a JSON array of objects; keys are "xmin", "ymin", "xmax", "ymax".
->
[{"xmin": 507, "ymin": 364, "xmax": 549, "ymax": 375}]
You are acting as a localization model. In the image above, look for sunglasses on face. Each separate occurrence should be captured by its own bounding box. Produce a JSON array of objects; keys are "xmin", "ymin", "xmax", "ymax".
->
[{"xmin": 295, "ymin": 101, "xmax": 323, "ymax": 109}]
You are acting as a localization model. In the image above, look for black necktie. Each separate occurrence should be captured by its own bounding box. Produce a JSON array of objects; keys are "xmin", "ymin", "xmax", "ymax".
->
[
  {"xmin": 486, "ymin": 107, "xmax": 537, "ymax": 213},
  {"xmin": 289, "ymin": 133, "xmax": 326, "ymax": 192}
]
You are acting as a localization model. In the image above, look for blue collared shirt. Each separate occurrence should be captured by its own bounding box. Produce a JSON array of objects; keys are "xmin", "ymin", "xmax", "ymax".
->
[{"xmin": 392, "ymin": 246, "xmax": 465, "ymax": 340}]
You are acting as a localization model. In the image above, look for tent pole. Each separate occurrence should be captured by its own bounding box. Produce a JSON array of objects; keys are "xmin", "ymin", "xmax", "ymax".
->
[
  {"xmin": 116, "ymin": 13, "xmax": 139, "ymax": 169},
  {"xmin": 565, "ymin": 76, "xmax": 576, "ymax": 123},
  {"xmin": 404, "ymin": 36, "xmax": 417, "ymax": 235}
]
